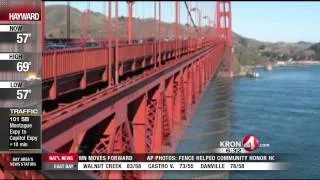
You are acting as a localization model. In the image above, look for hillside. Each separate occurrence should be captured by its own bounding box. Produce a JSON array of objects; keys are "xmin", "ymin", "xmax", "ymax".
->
[
  {"xmin": 45, "ymin": 5, "xmax": 318, "ymax": 68},
  {"xmin": 232, "ymin": 33, "xmax": 316, "ymax": 66},
  {"xmin": 45, "ymin": 5, "xmax": 214, "ymax": 40}
]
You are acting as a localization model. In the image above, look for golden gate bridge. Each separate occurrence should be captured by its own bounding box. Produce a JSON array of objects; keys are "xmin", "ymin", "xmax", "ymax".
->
[{"xmin": 0, "ymin": 1, "xmax": 233, "ymax": 179}]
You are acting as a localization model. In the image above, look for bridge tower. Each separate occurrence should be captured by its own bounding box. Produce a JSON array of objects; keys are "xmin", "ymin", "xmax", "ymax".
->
[{"xmin": 215, "ymin": 1, "xmax": 233, "ymax": 77}]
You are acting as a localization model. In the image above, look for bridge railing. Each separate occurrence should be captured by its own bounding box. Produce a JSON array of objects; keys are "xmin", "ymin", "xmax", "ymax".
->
[
  {"xmin": 119, "ymin": 42, "xmax": 154, "ymax": 62},
  {"xmin": 42, "ymin": 38, "xmax": 218, "ymax": 81},
  {"xmin": 42, "ymin": 47, "xmax": 112, "ymax": 80},
  {"xmin": 160, "ymin": 41, "xmax": 176, "ymax": 53},
  {"xmin": 86, "ymin": 47, "xmax": 111, "ymax": 69},
  {"xmin": 42, "ymin": 37, "xmax": 220, "ymax": 86}
]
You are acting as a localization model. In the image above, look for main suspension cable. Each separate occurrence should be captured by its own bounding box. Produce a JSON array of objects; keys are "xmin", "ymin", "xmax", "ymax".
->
[{"xmin": 184, "ymin": 1, "xmax": 199, "ymax": 33}]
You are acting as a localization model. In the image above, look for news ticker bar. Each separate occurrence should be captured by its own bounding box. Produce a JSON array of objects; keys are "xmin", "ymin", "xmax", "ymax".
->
[
  {"xmin": 0, "ymin": 153, "xmax": 291, "ymax": 171},
  {"xmin": 44, "ymin": 153, "xmax": 288, "ymax": 163},
  {"xmin": 75, "ymin": 162, "xmax": 288, "ymax": 171}
]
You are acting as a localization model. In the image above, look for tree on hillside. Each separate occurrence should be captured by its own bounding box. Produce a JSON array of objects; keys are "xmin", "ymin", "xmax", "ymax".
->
[
  {"xmin": 292, "ymin": 51, "xmax": 305, "ymax": 61},
  {"xmin": 259, "ymin": 44, "xmax": 266, "ymax": 50},
  {"xmin": 313, "ymin": 53, "xmax": 320, "ymax": 60},
  {"xmin": 309, "ymin": 43, "xmax": 320, "ymax": 53},
  {"xmin": 239, "ymin": 37, "xmax": 248, "ymax": 48}
]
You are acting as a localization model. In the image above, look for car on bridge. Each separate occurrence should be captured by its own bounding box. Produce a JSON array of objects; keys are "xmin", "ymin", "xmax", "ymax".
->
[
  {"xmin": 85, "ymin": 41, "xmax": 103, "ymax": 48},
  {"xmin": 46, "ymin": 44, "xmax": 70, "ymax": 50},
  {"xmin": 46, "ymin": 44, "xmax": 83, "ymax": 51}
]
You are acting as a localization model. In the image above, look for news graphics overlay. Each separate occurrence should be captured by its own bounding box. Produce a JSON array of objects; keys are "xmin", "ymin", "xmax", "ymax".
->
[
  {"xmin": 215, "ymin": 134, "xmax": 270, "ymax": 154},
  {"xmin": 0, "ymin": 0, "xmax": 42, "ymax": 171},
  {"xmin": 242, "ymin": 134, "xmax": 260, "ymax": 152},
  {"xmin": 42, "ymin": 152, "xmax": 289, "ymax": 171}
]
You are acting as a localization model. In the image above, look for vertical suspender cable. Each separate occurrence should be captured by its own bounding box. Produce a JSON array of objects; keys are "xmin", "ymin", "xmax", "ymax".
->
[
  {"xmin": 67, "ymin": 1, "xmax": 70, "ymax": 39},
  {"xmin": 158, "ymin": 1, "xmax": 161, "ymax": 66},
  {"xmin": 115, "ymin": 1, "xmax": 119, "ymax": 84},
  {"xmin": 108, "ymin": 2, "xmax": 113, "ymax": 86}
]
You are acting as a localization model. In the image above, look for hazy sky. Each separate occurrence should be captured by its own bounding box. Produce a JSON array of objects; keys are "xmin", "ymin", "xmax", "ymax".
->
[{"xmin": 45, "ymin": 1, "xmax": 320, "ymax": 43}]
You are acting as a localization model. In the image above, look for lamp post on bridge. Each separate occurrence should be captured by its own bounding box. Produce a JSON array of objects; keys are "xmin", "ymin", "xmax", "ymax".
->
[
  {"xmin": 190, "ymin": 7, "xmax": 202, "ymax": 37},
  {"xmin": 209, "ymin": 20, "xmax": 214, "ymax": 37},
  {"xmin": 209, "ymin": 20, "xmax": 214, "ymax": 27},
  {"xmin": 203, "ymin": 16, "xmax": 213, "ymax": 38},
  {"xmin": 203, "ymin": 15, "xmax": 209, "ymax": 34},
  {"xmin": 203, "ymin": 16, "xmax": 210, "ymax": 27}
]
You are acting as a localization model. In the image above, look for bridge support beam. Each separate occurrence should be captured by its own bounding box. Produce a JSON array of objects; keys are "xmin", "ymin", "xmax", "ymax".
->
[
  {"xmin": 132, "ymin": 95, "xmax": 147, "ymax": 153},
  {"xmin": 127, "ymin": 1, "xmax": 133, "ymax": 45},
  {"xmin": 102, "ymin": 48, "xmax": 109, "ymax": 82},
  {"xmin": 165, "ymin": 77, "xmax": 174, "ymax": 145},
  {"xmin": 49, "ymin": 51, "xmax": 58, "ymax": 100},
  {"xmin": 80, "ymin": 48, "xmax": 87, "ymax": 89},
  {"xmin": 153, "ymin": 82, "xmax": 164, "ymax": 153},
  {"xmin": 215, "ymin": 1, "xmax": 233, "ymax": 77},
  {"xmin": 186, "ymin": 66, "xmax": 194, "ymax": 114},
  {"xmin": 40, "ymin": 43, "xmax": 229, "ymax": 180},
  {"xmin": 69, "ymin": 132, "xmax": 86, "ymax": 153}
]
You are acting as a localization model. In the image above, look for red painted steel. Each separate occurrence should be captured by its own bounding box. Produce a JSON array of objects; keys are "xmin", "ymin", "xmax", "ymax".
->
[
  {"xmin": 42, "ymin": 1, "xmax": 45, "ymax": 51},
  {"xmin": 158, "ymin": 1, "xmax": 161, "ymax": 67},
  {"xmin": 108, "ymin": 1, "xmax": 113, "ymax": 86},
  {"xmin": 42, "ymin": 44, "xmax": 216, "ymax": 146},
  {"xmin": 175, "ymin": 1, "xmax": 179, "ymax": 62},
  {"xmin": 1, "ymin": 1, "xmax": 233, "ymax": 179},
  {"xmin": 215, "ymin": 1, "xmax": 233, "ymax": 75},
  {"xmin": 42, "ymin": 39, "xmax": 212, "ymax": 100},
  {"xmin": 128, "ymin": 1, "xmax": 133, "ymax": 45},
  {"xmin": 115, "ymin": 1, "xmax": 119, "ymax": 85}
]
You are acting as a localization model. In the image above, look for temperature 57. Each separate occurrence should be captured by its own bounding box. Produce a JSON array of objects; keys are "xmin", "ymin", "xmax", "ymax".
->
[
  {"xmin": 16, "ymin": 33, "xmax": 31, "ymax": 44},
  {"xmin": 17, "ymin": 62, "xmax": 31, "ymax": 72},
  {"xmin": 16, "ymin": 89, "xmax": 31, "ymax": 100}
]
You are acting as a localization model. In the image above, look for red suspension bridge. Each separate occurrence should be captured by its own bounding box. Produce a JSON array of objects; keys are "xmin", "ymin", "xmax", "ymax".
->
[{"xmin": 1, "ymin": 1, "xmax": 233, "ymax": 179}]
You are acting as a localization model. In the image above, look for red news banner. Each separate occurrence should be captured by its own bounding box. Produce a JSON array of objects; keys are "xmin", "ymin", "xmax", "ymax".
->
[
  {"xmin": 43, "ymin": 153, "xmax": 289, "ymax": 171},
  {"xmin": 0, "ymin": 2, "xmax": 41, "ymax": 21}
]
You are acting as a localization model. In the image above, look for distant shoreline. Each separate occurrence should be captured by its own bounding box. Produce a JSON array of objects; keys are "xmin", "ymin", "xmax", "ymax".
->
[
  {"xmin": 234, "ymin": 62, "xmax": 320, "ymax": 77},
  {"xmin": 288, "ymin": 61, "xmax": 320, "ymax": 65},
  {"xmin": 274, "ymin": 61, "xmax": 320, "ymax": 68}
]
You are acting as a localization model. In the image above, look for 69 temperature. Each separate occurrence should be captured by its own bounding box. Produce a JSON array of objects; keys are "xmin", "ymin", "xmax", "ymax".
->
[
  {"xmin": 17, "ymin": 62, "xmax": 31, "ymax": 72},
  {"xmin": 17, "ymin": 89, "xmax": 31, "ymax": 100}
]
